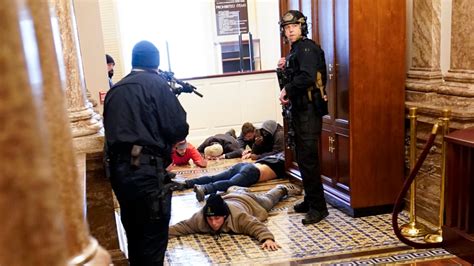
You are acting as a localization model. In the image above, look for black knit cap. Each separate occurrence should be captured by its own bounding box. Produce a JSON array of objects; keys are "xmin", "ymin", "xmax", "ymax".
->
[
  {"xmin": 106, "ymin": 54, "xmax": 115, "ymax": 65},
  {"xmin": 203, "ymin": 194, "xmax": 229, "ymax": 217}
]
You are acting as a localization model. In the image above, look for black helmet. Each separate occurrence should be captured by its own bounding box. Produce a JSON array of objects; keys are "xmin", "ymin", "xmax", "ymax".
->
[{"xmin": 279, "ymin": 10, "xmax": 308, "ymax": 37}]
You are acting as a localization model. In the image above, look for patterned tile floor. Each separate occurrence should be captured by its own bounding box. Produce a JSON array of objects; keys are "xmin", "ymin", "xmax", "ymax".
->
[{"xmin": 162, "ymin": 160, "xmax": 458, "ymax": 265}]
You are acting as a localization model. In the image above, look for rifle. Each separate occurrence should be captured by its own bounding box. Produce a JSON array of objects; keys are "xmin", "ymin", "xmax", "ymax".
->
[
  {"xmin": 276, "ymin": 68, "xmax": 295, "ymax": 150},
  {"xmin": 158, "ymin": 70, "xmax": 203, "ymax": 98}
]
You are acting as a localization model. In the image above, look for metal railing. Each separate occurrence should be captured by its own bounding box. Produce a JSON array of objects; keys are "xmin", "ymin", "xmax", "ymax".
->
[{"xmin": 392, "ymin": 108, "xmax": 451, "ymax": 248}]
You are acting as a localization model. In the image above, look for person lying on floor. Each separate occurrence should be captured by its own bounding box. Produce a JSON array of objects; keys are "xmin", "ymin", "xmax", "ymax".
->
[
  {"xmin": 168, "ymin": 184, "xmax": 302, "ymax": 251},
  {"xmin": 197, "ymin": 130, "xmax": 242, "ymax": 160},
  {"xmin": 242, "ymin": 120, "xmax": 284, "ymax": 160},
  {"xmin": 169, "ymin": 140, "xmax": 207, "ymax": 168},
  {"xmin": 175, "ymin": 152, "xmax": 285, "ymax": 201}
]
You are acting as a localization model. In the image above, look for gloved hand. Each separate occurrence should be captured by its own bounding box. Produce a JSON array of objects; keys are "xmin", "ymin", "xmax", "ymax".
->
[{"xmin": 169, "ymin": 180, "xmax": 188, "ymax": 191}]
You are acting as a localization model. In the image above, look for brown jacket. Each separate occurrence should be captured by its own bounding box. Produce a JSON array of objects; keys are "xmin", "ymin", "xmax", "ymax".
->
[{"xmin": 169, "ymin": 193, "xmax": 274, "ymax": 242}]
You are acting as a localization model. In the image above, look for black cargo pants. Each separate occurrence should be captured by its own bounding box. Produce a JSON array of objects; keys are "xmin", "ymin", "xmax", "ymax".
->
[
  {"xmin": 292, "ymin": 100, "xmax": 328, "ymax": 213},
  {"xmin": 109, "ymin": 153, "xmax": 172, "ymax": 266}
]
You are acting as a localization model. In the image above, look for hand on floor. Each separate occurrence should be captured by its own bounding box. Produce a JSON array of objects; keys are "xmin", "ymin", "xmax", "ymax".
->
[{"xmin": 261, "ymin": 239, "xmax": 280, "ymax": 251}]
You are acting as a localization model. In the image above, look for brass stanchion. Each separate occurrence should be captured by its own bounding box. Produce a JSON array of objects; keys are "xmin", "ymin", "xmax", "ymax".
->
[
  {"xmin": 400, "ymin": 107, "xmax": 429, "ymax": 237},
  {"xmin": 425, "ymin": 109, "xmax": 451, "ymax": 243}
]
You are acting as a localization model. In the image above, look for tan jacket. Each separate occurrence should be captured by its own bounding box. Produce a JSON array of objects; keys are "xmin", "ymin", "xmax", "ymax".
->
[{"xmin": 169, "ymin": 193, "xmax": 274, "ymax": 242}]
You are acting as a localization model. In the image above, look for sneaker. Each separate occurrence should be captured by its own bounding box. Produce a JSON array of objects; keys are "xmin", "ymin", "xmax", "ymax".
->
[
  {"xmin": 302, "ymin": 209, "xmax": 329, "ymax": 225},
  {"xmin": 227, "ymin": 186, "xmax": 250, "ymax": 193},
  {"xmin": 194, "ymin": 185, "xmax": 207, "ymax": 202},
  {"xmin": 277, "ymin": 184, "xmax": 302, "ymax": 197},
  {"xmin": 293, "ymin": 201, "xmax": 309, "ymax": 213}
]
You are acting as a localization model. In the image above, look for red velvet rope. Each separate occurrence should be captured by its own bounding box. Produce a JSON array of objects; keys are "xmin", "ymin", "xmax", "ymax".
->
[{"xmin": 391, "ymin": 128, "xmax": 443, "ymax": 249}]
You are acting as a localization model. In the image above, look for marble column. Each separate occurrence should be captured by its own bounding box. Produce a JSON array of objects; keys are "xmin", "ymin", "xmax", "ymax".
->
[
  {"xmin": 0, "ymin": 4, "xmax": 68, "ymax": 264},
  {"xmin": 1, "ymin": 1, "xmax": 65, "ymax": 265},
  {"xmin": 406, "ymin": 0, "xmax": 444, "ymax": 93},
  {"xmin": 28, "ymin": 1, "xmax": 111, "ymax": 265},
  {"xmin": 406, "ymin": 0, "xmax": 474, "ymax": 129},
  {"xmin": 0, "ymin": 0, "xmax": 110, "ymax": 265},
  {"xmin": 439, "ymin": 0, "xmax": 474, "ymax": 94},
  {"xmin": 50, "ymin": 0, "xmax": 102, "ymax": 140},
  {"xmin": 50, "ymin": 1, "xmax": 126, "ymax": 264},
  {"xmin": 404, "ymin": 0, "xmax": 444, "ymax": 227},
  {"xmin": 404, "ymin": 0, "xmax": 474, "ymax": 226}
]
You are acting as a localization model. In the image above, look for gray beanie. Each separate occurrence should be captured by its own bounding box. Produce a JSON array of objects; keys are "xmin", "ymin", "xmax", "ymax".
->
[{"xmin": 261, "ymin": 120, "xmax": 278, "ymax": 136}]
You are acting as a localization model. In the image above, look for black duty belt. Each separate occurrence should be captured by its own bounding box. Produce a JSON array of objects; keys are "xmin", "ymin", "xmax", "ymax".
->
[
  {"xmin": 111, "ymin": 153, "xmax": 160, "ymax": 166},
  {"xmin": 109, "ymin": 144, "xmax": 162, "ymax": 155}
]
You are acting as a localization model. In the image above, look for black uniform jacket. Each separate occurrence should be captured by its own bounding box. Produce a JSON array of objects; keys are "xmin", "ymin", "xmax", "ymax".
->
[
  {"xmin": 284, "ymin": 37, "xmax": 327, "ymax": 100},
  {"xmin": 104, "ymin": 70, "xmax": 189, "ymax": 161}
]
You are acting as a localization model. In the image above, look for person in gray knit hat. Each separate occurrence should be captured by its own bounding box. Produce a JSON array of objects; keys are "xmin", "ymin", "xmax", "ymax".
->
[
  {"xmin": 169, "ymin": 183, "xmax": 302, "ymax": 251},
  {"xmin": 242, "ymin": 120, "xmax": 284, "ymax": 160}
]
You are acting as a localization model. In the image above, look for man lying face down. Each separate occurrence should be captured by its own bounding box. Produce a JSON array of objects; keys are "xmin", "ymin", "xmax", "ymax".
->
[
  {"xmin": 197, "ymin": 130, "xmax": 242, "ymax": 160},
  {"xmin": 175, "ymin": 152, "xmax": 285, "ymax": 201},
  {"xmin": 169, "ymin": 184, "xmax": 302, "ymax": 251}
]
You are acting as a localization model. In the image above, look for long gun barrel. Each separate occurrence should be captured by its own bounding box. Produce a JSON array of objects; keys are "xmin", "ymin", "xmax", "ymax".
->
[{"xmin": 159, "ymin": 70, "xmax": 203, "ymax": 97}]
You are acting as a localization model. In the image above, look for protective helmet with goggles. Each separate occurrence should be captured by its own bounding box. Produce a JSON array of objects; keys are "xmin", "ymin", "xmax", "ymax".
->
[{"xmin": 279, "ymin": 10, "xmax": 308, "ymax": 37}]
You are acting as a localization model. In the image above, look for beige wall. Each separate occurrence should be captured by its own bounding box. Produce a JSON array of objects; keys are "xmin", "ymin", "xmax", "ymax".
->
[{"xmin": 74, "ymin": 0, "xmax": 109, "ymax": 113}]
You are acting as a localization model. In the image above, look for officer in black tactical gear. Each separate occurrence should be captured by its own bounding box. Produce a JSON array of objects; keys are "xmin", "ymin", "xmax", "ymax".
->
[
  {"xmin": 104, "ymin": 40, "xmax": 189, "ymax": 265},
  {"xmin": 277, "ymin": 10, "xmax": 329, "ymax": 225}
]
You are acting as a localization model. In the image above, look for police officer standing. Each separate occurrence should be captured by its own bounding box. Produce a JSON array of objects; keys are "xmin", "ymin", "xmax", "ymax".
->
[
  {"xmin": 277, "ymin": 10, "xmax": 329, "ymax": 225},
  {"xmin": 104, "ymin": 40, "xmax": 189, "ymax": 265}
]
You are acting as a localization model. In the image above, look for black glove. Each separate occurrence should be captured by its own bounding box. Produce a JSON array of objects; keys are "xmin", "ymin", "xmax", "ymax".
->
[{"xmin": 169, "ymin": 180, "xmax": 188, "ymax": 191}]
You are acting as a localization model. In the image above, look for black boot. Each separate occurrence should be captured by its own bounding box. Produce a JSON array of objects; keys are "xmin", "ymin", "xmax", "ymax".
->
[
  {"xmin": 302, "ymin": 209, "xmax": 329, "ymax": 225},
  {"xmin": 293, "ymin": 201, "xmax": 309, "ymax": 213}
]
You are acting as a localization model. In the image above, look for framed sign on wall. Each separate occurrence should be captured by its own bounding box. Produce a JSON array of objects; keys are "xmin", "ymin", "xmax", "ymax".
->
[{"xmin": 215, "ymin": 0, "xmax": 249, "ymax": 36}]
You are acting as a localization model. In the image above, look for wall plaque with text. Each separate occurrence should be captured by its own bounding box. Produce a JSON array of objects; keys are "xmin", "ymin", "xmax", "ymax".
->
[{"xmin": 215, "ymin": 0, "xmax": 248, "ymax": 36}]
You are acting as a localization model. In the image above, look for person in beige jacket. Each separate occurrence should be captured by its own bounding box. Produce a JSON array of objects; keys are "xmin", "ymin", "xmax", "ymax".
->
[{"xmin": 168, "ymin": 184, "xmax": 301, "ymax": 251}]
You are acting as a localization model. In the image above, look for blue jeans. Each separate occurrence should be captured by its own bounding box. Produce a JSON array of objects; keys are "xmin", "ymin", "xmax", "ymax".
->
[{"xmin": 187, "ymin": 163, "xmax": 260, "ymax": 194}]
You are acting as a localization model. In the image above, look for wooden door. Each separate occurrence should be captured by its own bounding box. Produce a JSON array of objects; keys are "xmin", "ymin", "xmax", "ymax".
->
[{"xmin": 319, "ymin": 0, "xmax": 350, "ymax": 201}]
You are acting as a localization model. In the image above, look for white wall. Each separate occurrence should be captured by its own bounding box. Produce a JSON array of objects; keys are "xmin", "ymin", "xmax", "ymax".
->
[
  {"xmin": 177, "ymin": 72, "xmax": 283, "ymax": 146},
  {"xmin": 255, "ymin": 0, "xmax": 281, "ymax": 70},
  {"xmin": 114, "ymin": 0, "xmax": 280, "ymax": 79}
]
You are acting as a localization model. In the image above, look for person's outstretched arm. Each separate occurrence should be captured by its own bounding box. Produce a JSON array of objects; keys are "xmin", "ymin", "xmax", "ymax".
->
[
  {"xmin": 168, "ymin": 211, "xmax": 207, "ymax": 238},
  {"xmin": 189, "ymin": 146, "xmax": 207, "ymax": 167},
  {"xmin": 233, "ymin": 213, "xmax": 275, "ymax": 245},
  {"xmin": 261, "ymin": 239, "xmax": 281, "ymax": 251}
]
